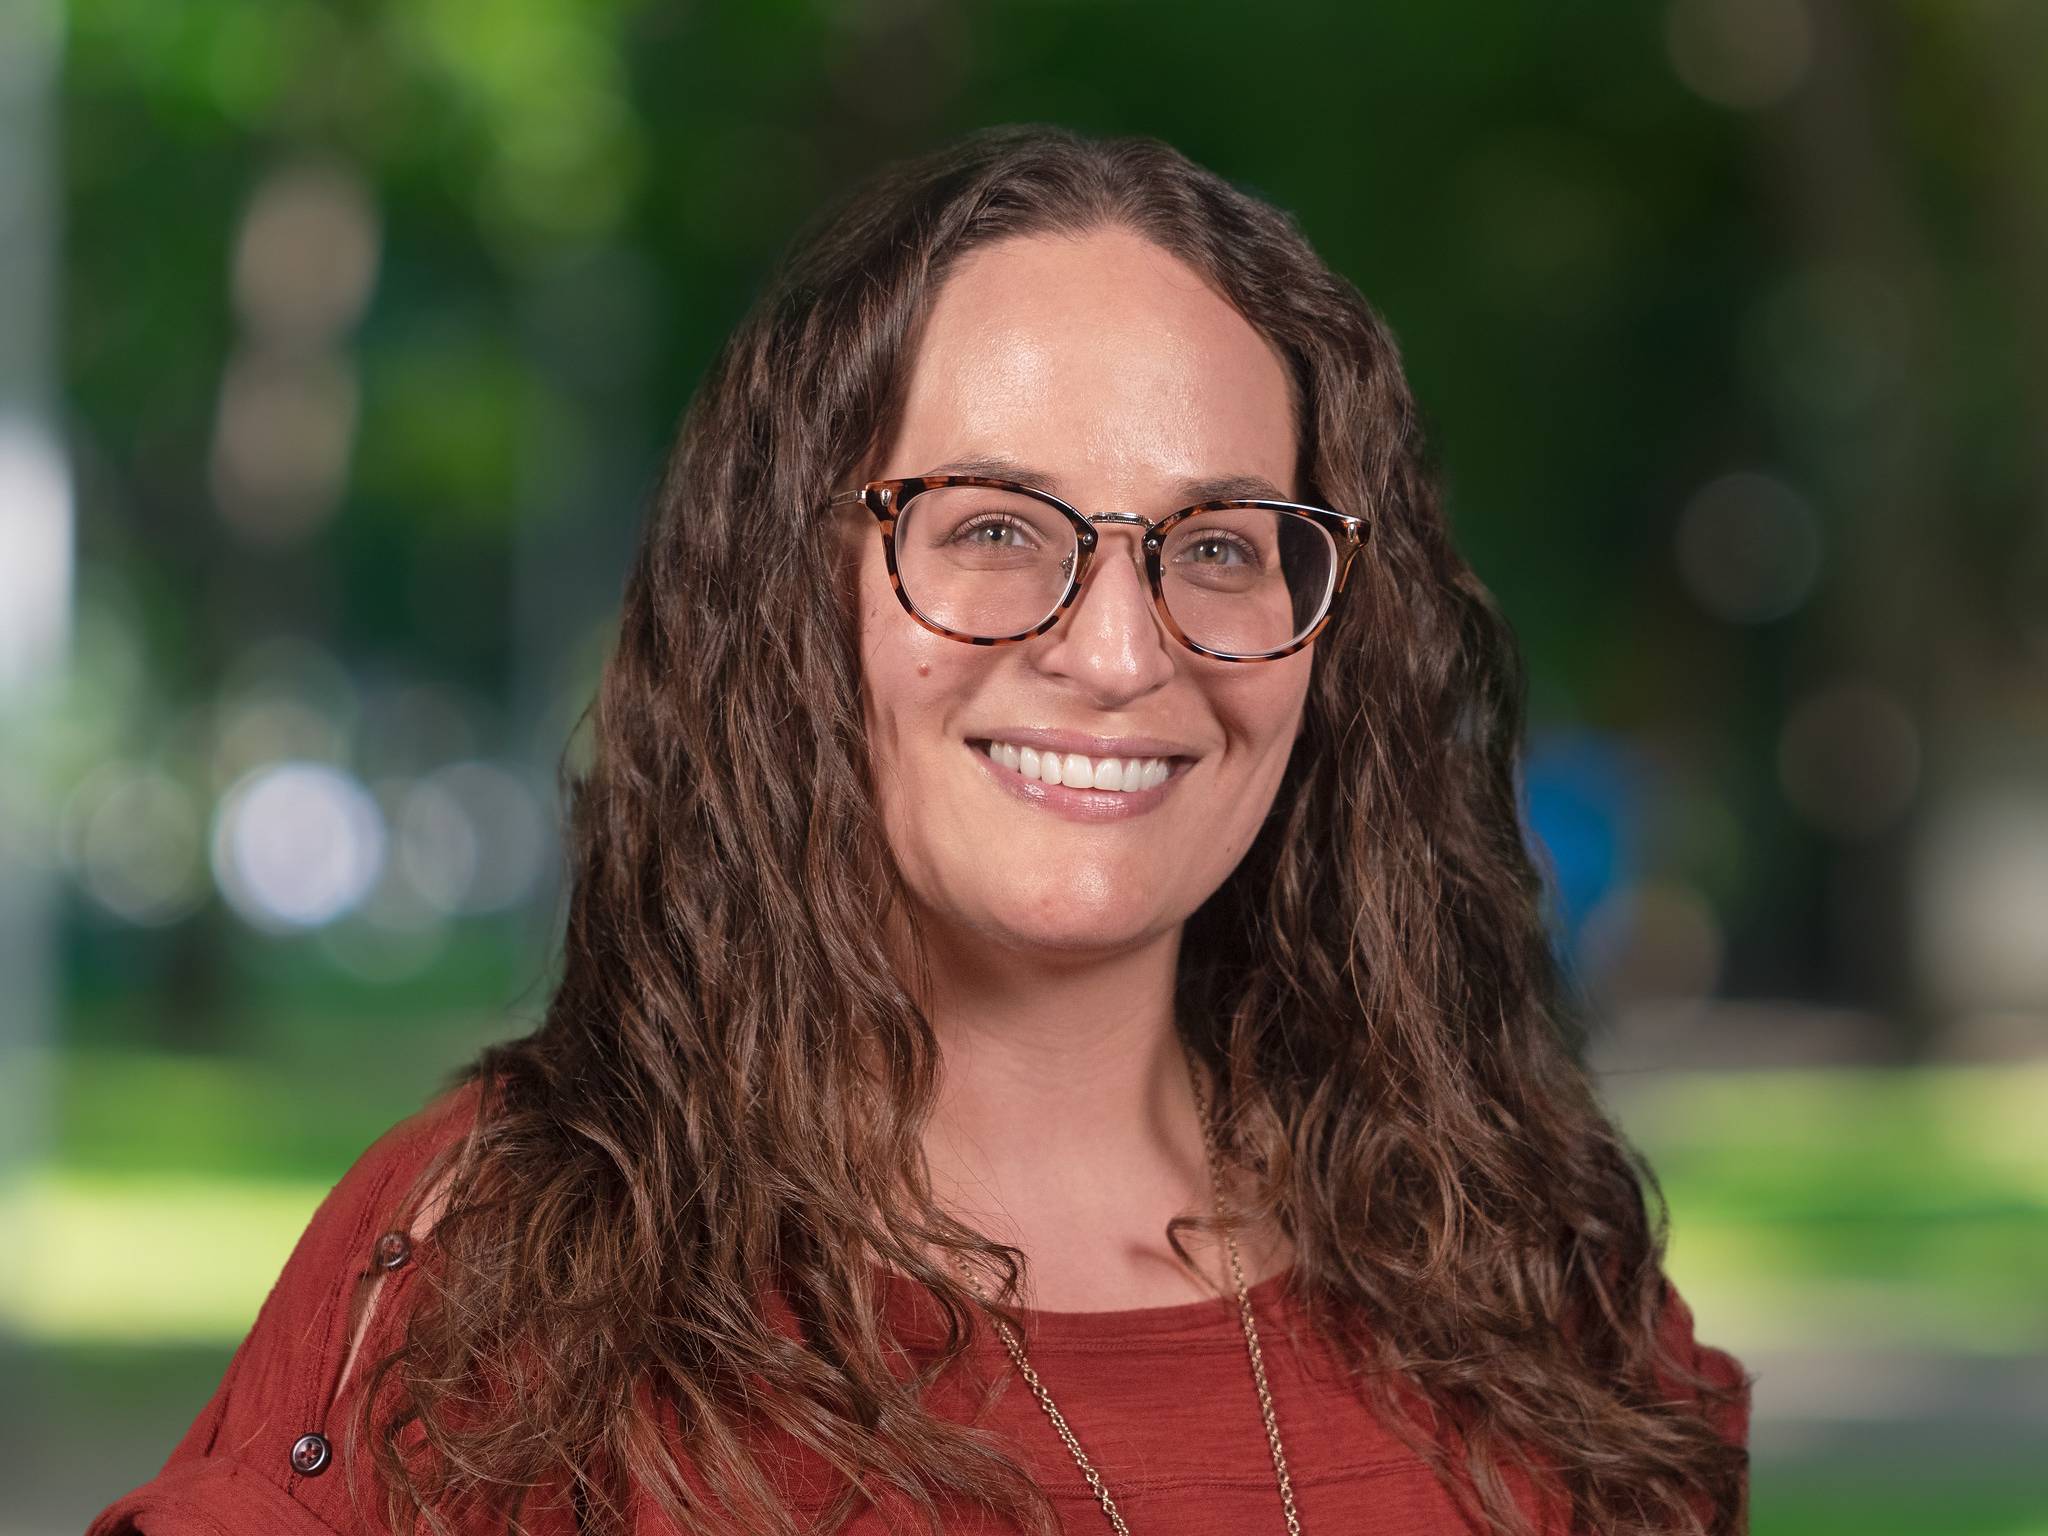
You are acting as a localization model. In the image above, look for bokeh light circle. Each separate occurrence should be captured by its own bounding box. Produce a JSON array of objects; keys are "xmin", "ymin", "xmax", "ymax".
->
[{"xmin": 210, "ymin": 760, "xmax": 387, "ymax": 931}]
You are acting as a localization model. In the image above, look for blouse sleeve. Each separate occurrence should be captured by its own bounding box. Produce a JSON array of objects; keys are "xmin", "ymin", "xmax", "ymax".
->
[
  {"xmin": 1650, "ymin": 1272, "xmax": 1753, "ymax": 1536},
  {"xmin": 84, "ymin": 1080, "xmax": 486, "ymax": 1536},
  {"xmin": 1653, "ymin": 1273, "xmax": 1752, "ymax": 1451}
]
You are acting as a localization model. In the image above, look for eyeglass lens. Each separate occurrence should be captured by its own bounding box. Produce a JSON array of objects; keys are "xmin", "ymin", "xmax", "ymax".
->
[{"xmin": 892, "ymin": 486, "xmax": 1336, "ymax": 656}]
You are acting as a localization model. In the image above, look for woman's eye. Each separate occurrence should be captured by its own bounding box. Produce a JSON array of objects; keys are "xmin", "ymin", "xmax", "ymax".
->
[
  {"xmin": 1186, "ymin": 535, "xmax": 1254, "ymax": 565},
  {"xmin": 955, "ymin": 516, "xmax": 1030, "ymax": 546}
]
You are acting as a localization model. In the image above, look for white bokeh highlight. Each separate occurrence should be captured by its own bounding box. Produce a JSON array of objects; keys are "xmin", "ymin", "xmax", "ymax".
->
[{"xmin": 210, "ymin": 761, "xmax": 387, "ymax": 931}]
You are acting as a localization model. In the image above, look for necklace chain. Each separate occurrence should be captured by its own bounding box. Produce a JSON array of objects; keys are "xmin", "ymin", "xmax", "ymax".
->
[{"xmin": 948, "ymin": 1049, "xmax": 1303, "ymax": 1535}]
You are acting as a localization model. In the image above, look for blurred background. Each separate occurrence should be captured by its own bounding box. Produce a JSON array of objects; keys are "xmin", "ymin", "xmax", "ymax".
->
[{"xmin": 2, "ymin": 0, "xmax": 2044, "ymax": 1532}]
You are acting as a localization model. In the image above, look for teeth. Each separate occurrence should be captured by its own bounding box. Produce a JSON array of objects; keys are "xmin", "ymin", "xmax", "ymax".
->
[{"xmin": 980, "ymin": 740, "xmax": 1174, "ymax": 793}]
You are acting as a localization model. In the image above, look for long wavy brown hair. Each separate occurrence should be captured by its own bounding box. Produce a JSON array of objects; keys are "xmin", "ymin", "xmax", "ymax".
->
[{"xmin": 347, "ymin": 123, "xmax": 1750, "ymax": 1536}]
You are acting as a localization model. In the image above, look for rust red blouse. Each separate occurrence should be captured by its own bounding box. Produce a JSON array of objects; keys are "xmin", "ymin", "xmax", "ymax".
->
[{"xmin": 87, "ymin": 1079, "xmax": 1750, "ymax": 1534}]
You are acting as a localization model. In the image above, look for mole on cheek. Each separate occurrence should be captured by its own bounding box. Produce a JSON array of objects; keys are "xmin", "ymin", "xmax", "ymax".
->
[{"xmin": 916, "ymin": 662, "xmax": 931, "ymax": 677}]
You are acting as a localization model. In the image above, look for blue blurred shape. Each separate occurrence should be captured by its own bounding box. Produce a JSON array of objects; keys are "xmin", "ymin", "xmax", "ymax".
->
[{"xmin": 1520, "ymin": 727, "xmax": 1642, "ymax": 955}]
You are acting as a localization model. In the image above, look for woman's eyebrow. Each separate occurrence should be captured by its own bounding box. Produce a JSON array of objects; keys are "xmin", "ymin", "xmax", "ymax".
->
[{"xmin": 923, "ymin": 453, "xmax": 1291, "ymax": 505}]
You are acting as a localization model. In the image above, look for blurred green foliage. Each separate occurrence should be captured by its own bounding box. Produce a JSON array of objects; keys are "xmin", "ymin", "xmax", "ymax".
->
[{"xmin": 51, "ymin": 0, "xmax": 2048, "ymax": 1023}]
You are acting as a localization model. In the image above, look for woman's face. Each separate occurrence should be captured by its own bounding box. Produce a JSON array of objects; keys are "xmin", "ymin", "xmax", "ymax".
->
[{"xmin": 846, "ymin": 226, "xmax": 1312, "ymax": 959}]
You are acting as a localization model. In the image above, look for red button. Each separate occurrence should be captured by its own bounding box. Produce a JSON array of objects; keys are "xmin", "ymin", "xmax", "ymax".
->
[
  {"xmin": 290, "ymin": 1432, "xmax": 331, "ymax": 1476},
  {"xmin": 374, "ymin": 1230, "xmax": 412, "ymax": 1270}
]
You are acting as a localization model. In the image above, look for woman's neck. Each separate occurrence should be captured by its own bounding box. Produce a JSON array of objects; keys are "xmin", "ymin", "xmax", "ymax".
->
[{"xmin": 905, "ymin": 918, "xmax": 1287, "ymax": 1310}]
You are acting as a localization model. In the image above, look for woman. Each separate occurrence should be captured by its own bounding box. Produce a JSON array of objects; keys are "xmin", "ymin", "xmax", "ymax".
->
[{"xmin": 91, "ymin": 124, "xmax": 1750, "ymax": 1536}]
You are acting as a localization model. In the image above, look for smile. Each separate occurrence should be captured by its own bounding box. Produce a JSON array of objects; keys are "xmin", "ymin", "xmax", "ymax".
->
[{"xmin": 966, "ymin": 738, "xmax": 1193, "ymax": 821}]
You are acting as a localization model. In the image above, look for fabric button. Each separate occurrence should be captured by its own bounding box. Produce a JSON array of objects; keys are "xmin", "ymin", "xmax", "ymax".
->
[
  {"xmin": 374, "ymin": 1229, "xmax": 413, "ymax": 1270},
  {"xmin": 290, "ymin": 1432, "xmax": 332, "ymax": 1476}
]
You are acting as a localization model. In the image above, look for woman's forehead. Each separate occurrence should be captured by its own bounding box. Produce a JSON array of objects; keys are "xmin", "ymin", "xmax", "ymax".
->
[{"xmin": 884, "ymin": 230, "xmax": 1296, "ymax": 497}]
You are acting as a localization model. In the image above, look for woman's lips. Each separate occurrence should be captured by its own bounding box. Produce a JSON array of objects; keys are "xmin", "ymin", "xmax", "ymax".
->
[{"xmin": 965, "ymin": 740, "xmax": 1191, "ymax": 821}]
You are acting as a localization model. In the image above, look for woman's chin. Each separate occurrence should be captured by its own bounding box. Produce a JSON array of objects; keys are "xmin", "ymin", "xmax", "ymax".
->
[{"xmin": 959, "ymin": 898, "xmax": 1172, "ymax": 958}]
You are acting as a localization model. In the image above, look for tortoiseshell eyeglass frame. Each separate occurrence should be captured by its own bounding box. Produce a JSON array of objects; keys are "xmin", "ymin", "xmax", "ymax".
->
[{"xmin": 826, "ymin": 475, "xmax": 1370, "ymax": 663}]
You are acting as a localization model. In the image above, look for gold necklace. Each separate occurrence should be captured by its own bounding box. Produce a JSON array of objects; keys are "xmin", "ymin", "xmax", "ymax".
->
[{"xmin": 948, "ymin": 1049, "xmax": 1303, "ymax": 1535}]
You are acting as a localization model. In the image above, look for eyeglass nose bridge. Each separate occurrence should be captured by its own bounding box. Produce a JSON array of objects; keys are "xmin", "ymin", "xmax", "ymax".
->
[
  {"xmin": 1070, "ymin": 510, "xmax": 1165, "ymax": 555},
  {"xmin": 1062, "ymin": 512, "xmax": 1166, "ymax": 585}
]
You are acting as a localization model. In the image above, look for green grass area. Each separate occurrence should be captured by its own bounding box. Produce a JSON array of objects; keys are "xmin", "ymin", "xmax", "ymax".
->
[
  {"xmin": 21, "ymin": 1038, "xmax": 499, "ymax": 1179},
  {"xmin": 1604, "ymin": 1062, "xmax": 2048, "ymax": 1358},
  {"xmin": 3, "ymin": 1169, "xmax": 329, "ymax": 1341},
  {"xmin": 5, "ymin": 1046, "xmax": 472, "ymax": 1341},
  {"xmin": 1751, "ymin": 1471, "xmax": 2048, "ymax": 1536}
]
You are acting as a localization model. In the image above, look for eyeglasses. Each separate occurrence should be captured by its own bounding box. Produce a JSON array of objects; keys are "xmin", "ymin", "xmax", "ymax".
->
[{"xmin": 827, "ymin": 475, "xmax": 1369, "ymax": 662}]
